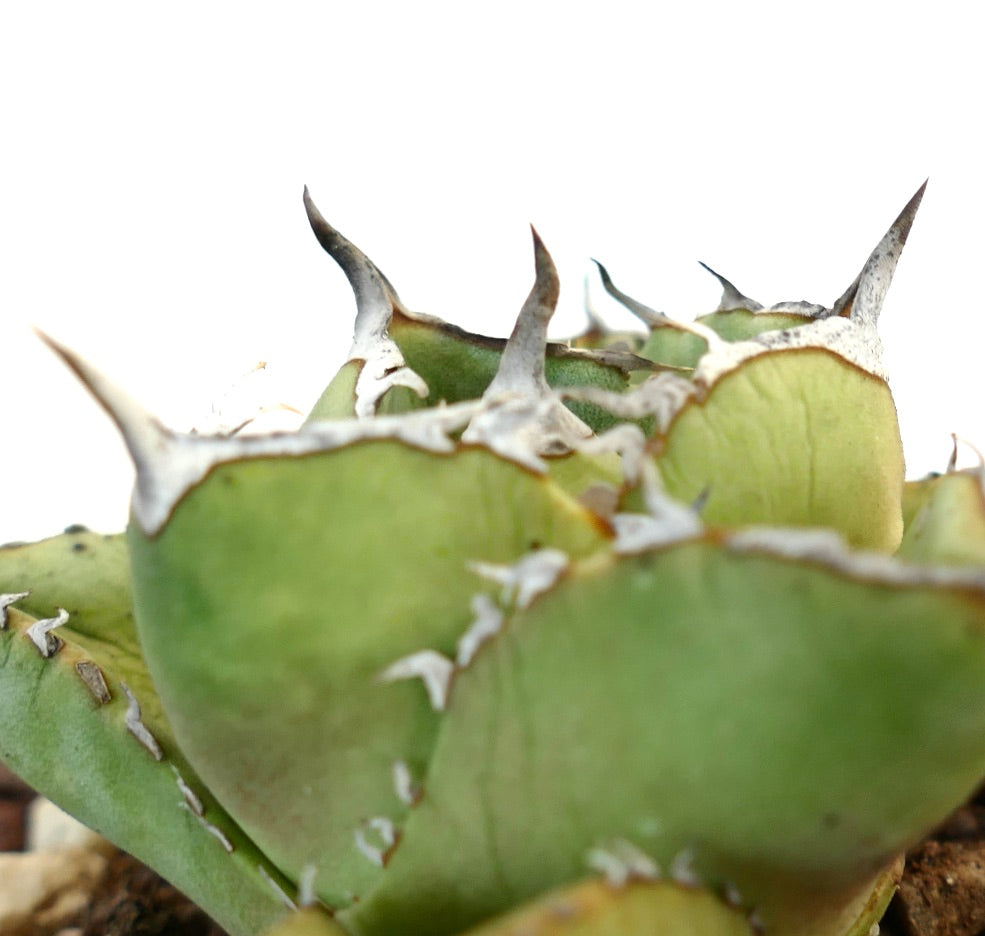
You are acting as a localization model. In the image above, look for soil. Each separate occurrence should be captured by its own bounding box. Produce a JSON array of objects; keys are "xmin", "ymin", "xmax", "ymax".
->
[
  {"xmin": 0, "ymin": 763, "xmax": 228, "ymax": 936},
  {"xmin": 78, "ymin": 849, "xmax": 228, "ymax": 936},
  {"xmin": 882, "ymin": 789, "xmax": 985, "ymax": 936},
  {"xmin": 3, "ymin": 760, "xmax": 985, "ymax": 936}
]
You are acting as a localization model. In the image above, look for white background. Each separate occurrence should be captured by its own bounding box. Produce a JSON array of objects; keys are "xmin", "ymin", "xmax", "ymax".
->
[{"xmin": 1, "ymin": 3, "xmax": 981, "ymax": 543}]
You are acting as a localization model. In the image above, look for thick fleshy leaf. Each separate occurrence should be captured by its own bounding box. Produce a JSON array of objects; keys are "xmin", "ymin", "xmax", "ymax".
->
[
  {"xmin": 653, "ymin": 349, "xmax": 904, "ymax": 550},
  {"xmin": 636, "ymin": 324, "xmax": 708, "ymax": 370},
  {"xmin": 302, "ymin": 189, "xmax": 648, "ymax": 429},
  {"xmin": 14, "ymin": 182, "xmax": 943, "ymax": 936},
  {"xmin": 0, "ymin": 540, "xmax": 298, "ymax": 936},
  {"xmin": 389, "ymin": 312, "xmax": 641, "ymax": 431},
  {"xmin": 261, "ymin": 908, "xmax": 352, "ymax": 936},
  {"xmin": 346, "ymin": 536, "xmax": 985, "ymax": 935},
  {"xmin": 585, "ymin": 188, "xmax": 924, "ymax": 551},
  {"xmin": 700, "ymin": 310, "xmax": 817, "ymax": 342},
  {"xmin": 125, "ymin": 441, "xmax": 609, "ymax": 908},
  {"xmin": 306, "ymin": 360, "xmax": 362, "ymax": 421},
  {"xmin": 460, "ymin": 879, "xmax": 753, "ymax": 936},
  {"xmin": 638, "ymin": 310, "xmax": 818, "ymax": 370},
  {"xmin": 595, "ymin": 259, "xmax": 823, "ymax": 371},
  {"xmin": 897, "ymin": 469, "xmax": 985, "ymax": 566},
  {"xmin": 0, "ymin": 529, "xmax": 132, "ymax": 636},
  {"xmin": 901, "ymin": 475, "xmax": 935, "ymax": 532},
  {"xmin": 744, "ymin": 858, "xmax": 902, "ymax": 936}
]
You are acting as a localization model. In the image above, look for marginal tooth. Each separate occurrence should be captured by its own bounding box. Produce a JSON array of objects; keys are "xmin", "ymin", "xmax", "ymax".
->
[
  {"xmin": 641, "ymin": 461, "xmax": 690, "ymax": 524},
  {"xmin": 354, "ymin": 816, "xmax": 398, "ymax": 867},
  {"xmin": 466, "ymin": 548, "xmax": 569, "ymax": 610},
  {"xmin": 575, "ymin": 423, "xmax": 648, "ymax": 485},
  {"xmin": 611, "ymin": 462, "xmax": 704, "ymax": 555},
  {"xmin": 171, "ymin": 765, "xmax": 204, "ymax": 816},
  {"xmin": 0, "ymin": 592, "xmax": 29, "ymax": 630},
  {"xmin": 25, "ymin": 607, "xmax": 69, "ymax": 658},
  {"xmin": 121, "ymin": 681, "xmax": 164, "ymax": 760},
  {"xmin": 593, "ymin": 260, "xmax": 725, "ymax": 351},
  {"xmin": 456, "ymin": 594, "xmax": 504, "ymax": 667},
  {"xmin": 204, "ymin": 820, "xmax": 234, "ymax": 853},
  {"xmin": 728, "ymin": 525, "xmax": 985, "ymax": 590},
  {"xmin": 585, "ymin": 847, "xmax": 631, "ymax": 888},
  {"xmin": 698, "ymin": 261, "xmax": 764, "ymax": 312},
  {"xmin": 258, "ymin": 864, "xmax": 299, "ymax": 912},
  {"xmin": 831, "ymin": 181, "xmax": 927, "ymax": 327},
  {"xmin": 378, "ymin": 650, "xmax": 455, "ymax": 711},
  {"xmin": 297, "ymin": 864, "xmax": 318, "ymax": 907},
  {"xmin": 562, "ymin": 372, "xmax": 698, "ymax": 437},
  {"xmin": 353, "ymin": 352, "xmax": 429, "ymax": 420},
  {"xmin": 180, "ymin": 803, "xmax": 235, "ymax": 852},
  {"xmin": 460, "ymin": 397, "xmax": 552, "ymax": 472},
  {"xmin": 303, "ymin": 188, "xmax": 427, "ymax": 417},
  {"xmin": 765, "ymin": 299, "xmax": 829, "ymax": 318},
  {"xmin": 585, "ymin": 838, "xmax": 660, "ymax": 888},
  {"xmin": 392, "ymin": 759, "xmax": 422, "ymax": 806},
  {"xmin": 669, "ymin": 846, "xmax": 699, "ymax": 886},
  {"xmin": 389, "ymin": 399, "xmax": 483, "ymax": 450},
  {"xmin": 75, "ymin": 661, "xmax": 112, "ymax": 704},
  {"xmin": 723, "ymin": 881, "xmax": 744, "ymax": 908},
  {"xmin": 611, "ymin": 838, "xmax": 661, "ymax": 880}
]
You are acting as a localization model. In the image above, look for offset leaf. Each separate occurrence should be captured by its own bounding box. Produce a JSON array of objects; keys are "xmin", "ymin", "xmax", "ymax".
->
[
  {"xmin": 261, "ymin": 908, "xmax": 352, "ymax": 936},
  {"xmin": 0, "ymin": 591, "xmax": 298, "ymax": 936},
  {"xmin": 745, "ymin": 858, "xmax": 902, "ymax": 936},
  {"xmin": 460, "ymin": 878, "xmax": 753, "ymax": 936},
  {"xmin": 346, "ymin": 537, "xmax": 985, "ymax": 935},
  {"xmin": 0, "ymin": 529, "xmax": 136, "ymax": 655}
]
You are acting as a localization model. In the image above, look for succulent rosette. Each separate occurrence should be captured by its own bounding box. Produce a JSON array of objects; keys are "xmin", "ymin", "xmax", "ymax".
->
[{"xmin": 4, "ymin": 181, "xmax": 985, "ymax": 936}]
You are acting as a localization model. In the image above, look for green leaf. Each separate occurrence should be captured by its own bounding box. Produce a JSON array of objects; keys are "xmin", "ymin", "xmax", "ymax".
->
[
  {"xmin": 460, "ymin": 878, "xmax": 753, "ymax": 936},
  {"xmin": 637, "ymin": 310, "xmax": 811, "ymax": 371},
  {"xmin": 897, "ymin": 470, "xmax": 985, "ymax": 566},
  {"xmin": 654, "ymin": 349, "xmax": 904, "ymax": 550},
  {"xmin": 306, "ymin": 310, "xmax": 645, "ymax": 431},
  {"xmin": 346, "ymin": 536, "xmax": 985, "ymax": 934},
  {"xmin": 0, "ymin": 529, "xmax": 137, "ymax": 655},
  {"xmin": 0, "ymin": 535, "xmax": 299, "ymax": 936},
  {"xmin": 126, "ymin": 441, "xmax": 609, "ymax": 909},
  {"xmin": 261, "ymin": 908, "xmax": 352, "ymax": 936}
]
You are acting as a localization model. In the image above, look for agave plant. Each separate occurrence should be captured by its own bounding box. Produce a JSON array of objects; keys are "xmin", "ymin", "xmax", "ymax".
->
[{"xmin": 3, "ymin": 181, "xmax": 985, "ymax": 936}]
